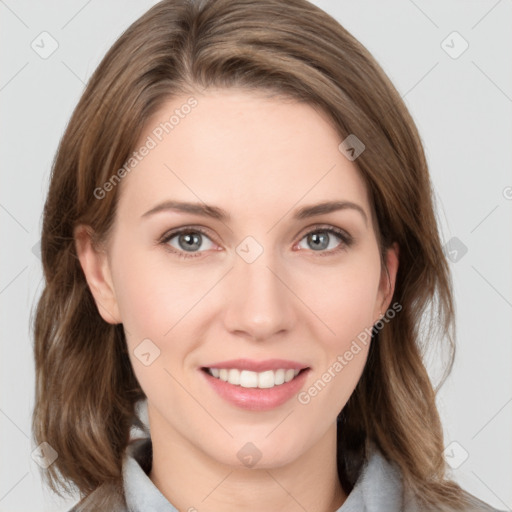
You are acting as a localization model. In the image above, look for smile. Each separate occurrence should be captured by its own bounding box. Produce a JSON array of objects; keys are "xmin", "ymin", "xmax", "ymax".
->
[{"xmin": 200, "ymin": 364, "xmax": 311, "ymax": 411}]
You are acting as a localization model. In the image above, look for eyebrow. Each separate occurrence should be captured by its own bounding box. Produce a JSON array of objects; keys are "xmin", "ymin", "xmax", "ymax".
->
[{"xmin": 141, "ymin": 199, "xmax": 368, "ymax": 226}]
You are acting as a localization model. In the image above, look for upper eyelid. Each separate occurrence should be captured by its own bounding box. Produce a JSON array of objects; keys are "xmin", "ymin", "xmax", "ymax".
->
[{"xmin": 159, "ymin": 225, "xmax": 216, "ymax": 243}]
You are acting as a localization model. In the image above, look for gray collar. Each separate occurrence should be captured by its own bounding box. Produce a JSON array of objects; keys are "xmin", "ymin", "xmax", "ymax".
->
[{"xmin": 122, "ymin": 437, "xmax": 408, "ymax": 512}]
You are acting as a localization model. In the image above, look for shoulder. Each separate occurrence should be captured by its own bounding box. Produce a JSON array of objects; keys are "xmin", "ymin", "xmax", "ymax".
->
[
  {"xmin": 364, "ymin": 442, "xmax": 504, "ymax": 512},
  {"xmin": 403, "ymin": 483, "xmax": 504, "ymax": 512},
  {"xmin": 66, "ymin": 437, "xmax": 150, "ymax": 512},
  {"xmin": 459, "ymin": 490, "xmax": 507, "ymax": 512},
  {"xmin": 67, "ymin": 480, "xmax": 127, "ymax": 512}
]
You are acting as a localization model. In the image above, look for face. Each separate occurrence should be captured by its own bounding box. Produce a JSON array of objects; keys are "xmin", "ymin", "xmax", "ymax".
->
[{"xmin": 78, "ymin": 88, "xmax": 398, "ymax": 469}]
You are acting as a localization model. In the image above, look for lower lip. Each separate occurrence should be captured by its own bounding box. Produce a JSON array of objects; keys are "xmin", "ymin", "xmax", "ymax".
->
[{"xmin": 200, "ymin": 368, "xmax": 310, "ymax": 411}]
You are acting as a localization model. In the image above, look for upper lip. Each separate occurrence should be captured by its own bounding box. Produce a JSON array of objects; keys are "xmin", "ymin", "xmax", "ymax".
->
[{"xmin": 202, "ymin": 358, "xmax": 310, "ymax": 372}]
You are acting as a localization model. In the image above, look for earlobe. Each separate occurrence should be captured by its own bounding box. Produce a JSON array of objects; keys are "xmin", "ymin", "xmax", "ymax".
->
[{"xmin": 74, "ymin": 224, "xmax": 121, "ymax": 324}]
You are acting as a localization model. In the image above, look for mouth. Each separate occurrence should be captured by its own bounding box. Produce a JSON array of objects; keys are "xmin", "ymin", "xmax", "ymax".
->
[
  {"xmin": 201, "ymin": 367, "xmax": 309, "ymax": 389},
  {"xmin": 200, "ymin": 363, "xmax": 311, "ymax": 411}
]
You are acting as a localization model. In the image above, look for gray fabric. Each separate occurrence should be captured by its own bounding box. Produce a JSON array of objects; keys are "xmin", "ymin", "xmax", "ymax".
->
[
  {"xmin": 121, "ymin": 437, "xmax": 403, "ymax": 512},
  {"xmin": 123, "ymin": 438, "xmax": 177, "ymax": 512},
  {"xmin": 337, "ymin": 444, "xmax": 404, "ymax": 511},
  {"xmin": 69, "ymin": 436, "xmax": 504, "ymax": 511},
  {"xmin": 122, "ymin": 437, "xmax": 404, "ymax": 511}
]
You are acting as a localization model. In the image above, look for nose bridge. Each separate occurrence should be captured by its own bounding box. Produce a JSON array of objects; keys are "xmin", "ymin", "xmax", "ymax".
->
[{"xmin": 222, "ymin": 239, "xmax": 295, "ymax": 339}]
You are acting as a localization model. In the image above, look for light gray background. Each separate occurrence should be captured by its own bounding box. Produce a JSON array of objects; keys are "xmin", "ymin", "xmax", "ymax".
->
[{"xmin": 1, "ymin": 1, "xmax": 511, "ymax": 511}]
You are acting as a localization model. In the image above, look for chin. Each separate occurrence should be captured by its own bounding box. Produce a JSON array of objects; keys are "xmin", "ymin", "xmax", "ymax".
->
[{"xmin": 207, "ymin": 435, "xmax": 305, "ymax": 471}]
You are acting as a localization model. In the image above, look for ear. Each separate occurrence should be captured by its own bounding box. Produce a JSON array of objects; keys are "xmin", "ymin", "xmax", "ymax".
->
[
  {"xmin": 74, "ymin": 224, "xmax": 121, "ymax": 324},
  {"xmin": 374, "ymin": 242, "xmax": 399, "ymax": 323}
]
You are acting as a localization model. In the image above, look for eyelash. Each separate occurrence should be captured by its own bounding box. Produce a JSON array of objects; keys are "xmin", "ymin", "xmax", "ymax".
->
[{"xmin": 158, "ymin": 225, "xmax": 354, "ymax": 260}]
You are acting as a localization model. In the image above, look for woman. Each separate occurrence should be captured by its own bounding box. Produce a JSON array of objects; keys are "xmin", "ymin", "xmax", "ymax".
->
[{"xmin": 31, "ymin": 0, "xmax": 502, "ymax": 510}]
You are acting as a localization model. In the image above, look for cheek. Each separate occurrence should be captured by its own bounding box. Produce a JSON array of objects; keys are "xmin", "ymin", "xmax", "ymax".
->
[
  {"xmin": 302, "ymin": 259, "xmax": 381, "ymax": 343},
  {"xmin": 111, "ymin": 244, "xmax": 204, "ymax": 378},
  {"xmin": 300, "ymin": 270, "xmax": 377, "ymax": 414},
  {"xmin": 109, "ymin": 243, "xmax": 179, "ymax": 346},
  {"xmin": 112, "ymin": 253, "xmax": 188, "ymax": 395}
]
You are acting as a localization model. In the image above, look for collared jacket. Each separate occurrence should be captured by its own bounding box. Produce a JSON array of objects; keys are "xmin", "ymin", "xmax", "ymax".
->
[{"xmin": 68, "ymin": 437, "xmax": 503, "ymax": 512}]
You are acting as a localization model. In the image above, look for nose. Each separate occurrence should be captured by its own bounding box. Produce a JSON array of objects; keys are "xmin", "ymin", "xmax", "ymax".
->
[{"xmin": 222, "ymin": 248, "xmax": 297, "ymax": 342}]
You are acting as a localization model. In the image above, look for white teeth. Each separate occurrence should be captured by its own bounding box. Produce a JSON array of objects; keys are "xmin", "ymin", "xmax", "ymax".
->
[
  {"xmin": 240, "ymin": 370, "xmax": 258, "ymax": 388},
  {"xmin": 258, "ymin": 370, "xmax": 275, "ymax": 388},
  {"xmin": 207, "ymin": 368, "xmax": 302, "ymax": 388},
  {"xmin": 285, "ymin": 369, "xmax": 296, "ymax": 383},
  {"xmin": 228, "ymin": 368, "xmax": 240, "ymax": 385},
  {"xmin": 274, "ymin": 369, "xmax": 285, "ymax": 385}
]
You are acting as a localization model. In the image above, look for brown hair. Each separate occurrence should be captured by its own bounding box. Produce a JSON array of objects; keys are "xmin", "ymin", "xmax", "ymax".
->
[{"xmin": 32, "ymin": 0, "xmax": 482, "ymax": 510}]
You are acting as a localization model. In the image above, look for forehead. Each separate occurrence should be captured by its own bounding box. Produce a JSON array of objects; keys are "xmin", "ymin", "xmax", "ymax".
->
[{"xmin": 117, "ymin": 88, "xmax": 372, "ymax": 223}]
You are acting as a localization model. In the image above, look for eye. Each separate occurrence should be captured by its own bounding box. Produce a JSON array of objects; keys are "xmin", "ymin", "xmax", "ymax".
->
[
  {"xmin": 159, "ymin": 224, "xmax": 353, "ymax": 260},
  {"xmin": 159, "ymin": 227, "xmax": 217, "ymax": 259},
  {"xmin": 296, "ymin": 226, "xmax": 353, "ymax": 255}
]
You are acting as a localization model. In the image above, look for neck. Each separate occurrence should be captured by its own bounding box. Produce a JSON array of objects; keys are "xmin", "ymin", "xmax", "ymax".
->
[{"xmin": 148, "ymin": 416, "xmax": 347, "ymax": 512}]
